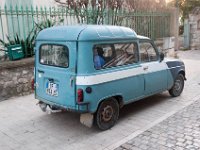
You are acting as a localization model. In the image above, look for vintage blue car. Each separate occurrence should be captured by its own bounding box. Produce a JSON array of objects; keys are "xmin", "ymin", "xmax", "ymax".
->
[{"xmin": 34, "ymin": 25, "xmax": 186, "ymax": 130}]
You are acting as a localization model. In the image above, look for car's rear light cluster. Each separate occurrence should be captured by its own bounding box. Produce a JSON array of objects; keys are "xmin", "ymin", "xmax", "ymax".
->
[{"xmin": 77, "ymin": 89, "xmax": 84, "ymax": 103}]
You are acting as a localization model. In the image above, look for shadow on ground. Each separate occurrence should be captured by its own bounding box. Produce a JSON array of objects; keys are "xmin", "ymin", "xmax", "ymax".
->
[
  {"xmin": 34, "ymin": 92, "xmax": 171, "ymax": 133},
  {"xmin": 119, "ymin": 92, "xmax": 170, "ymax": 122}
]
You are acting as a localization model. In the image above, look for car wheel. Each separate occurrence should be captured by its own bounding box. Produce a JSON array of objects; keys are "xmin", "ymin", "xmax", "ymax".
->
[
  {"xmin": 95, "ymin": 98, "xmax": 119, "ymax": 130},
  {"xmin": 169, "ymin": 74, "xmax": 184, "ymax": 97}
]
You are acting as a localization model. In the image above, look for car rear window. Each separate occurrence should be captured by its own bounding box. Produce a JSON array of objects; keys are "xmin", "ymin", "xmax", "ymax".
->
[{"xmin": 40, "ymin": 44, "xmax": 69, "ymax": 68}]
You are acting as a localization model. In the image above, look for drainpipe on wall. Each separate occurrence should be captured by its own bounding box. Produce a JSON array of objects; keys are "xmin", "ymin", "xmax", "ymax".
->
[{"xmin": 174, "ymin": 0, "xmax": 179, "ymax": 58}]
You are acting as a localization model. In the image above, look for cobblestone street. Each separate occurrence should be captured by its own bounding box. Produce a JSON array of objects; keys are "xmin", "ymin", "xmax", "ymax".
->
[{"xmin": 117, "ymin": 98, "xmax": 200, "ymax": 150}]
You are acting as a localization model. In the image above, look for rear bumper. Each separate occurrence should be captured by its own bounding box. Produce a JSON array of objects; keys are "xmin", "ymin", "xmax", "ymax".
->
[{"xmin": 35, "ymin": 95, "xmax": 90, "ymax": 113}]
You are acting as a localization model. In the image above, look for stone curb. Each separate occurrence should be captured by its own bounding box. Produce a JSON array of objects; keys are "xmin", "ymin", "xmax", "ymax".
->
[{"xmin": 0, "ymin": 57, "xmax": 34, "ymax": 70}]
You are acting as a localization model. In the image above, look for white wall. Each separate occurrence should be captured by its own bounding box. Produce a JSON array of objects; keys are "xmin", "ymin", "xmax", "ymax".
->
[
  {"xmin": 0, "ymin": 0, "xmax": 5, "ymax": 7},
  {"xmin": 32, "ymin": 0, "xmax": 57, "ymax": 8},
  {"xmin": 0, "ymin": 0, "xmax": 57, "ymax": 8}
]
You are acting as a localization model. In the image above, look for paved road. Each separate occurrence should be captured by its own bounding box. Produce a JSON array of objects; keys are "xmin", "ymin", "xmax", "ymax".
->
[
  {"xmin": 116, "ymin": 96, "xmax": 200, "ymax": 150},
  {"xmin": 0, "ymin": 50, "xmax": 200, "ymax": 150}
]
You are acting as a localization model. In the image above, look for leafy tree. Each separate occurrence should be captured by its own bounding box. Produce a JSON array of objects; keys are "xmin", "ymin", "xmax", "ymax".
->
[
  {"xmin": 54, "ymin": 0, "xmax": 168, "ymax": 24},
  {"xmin": 168, "ymin": 0, "xmax": 200, "ymax": 22},
  {"xmin": 54, "ymin": 0, "xmax": 123, "ymax": 24},
  {"xmin": 125, "ymin": 0, "xmax": 166, "ymax": 11}
]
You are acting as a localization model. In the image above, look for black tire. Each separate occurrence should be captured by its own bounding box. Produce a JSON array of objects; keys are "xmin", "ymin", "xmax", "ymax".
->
[
  {"xmin": 169, "ymin": 74, "xmax": 184, "ymax": 97},
  {"xmin": 95, "ymin": 98, "xmax": 119, "ymax": 130}
]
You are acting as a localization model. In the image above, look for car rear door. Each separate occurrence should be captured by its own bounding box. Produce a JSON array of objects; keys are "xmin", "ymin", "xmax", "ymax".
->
[{"xmin": 35, "ymin": 41, "xmax": 77, "ymax": 107}]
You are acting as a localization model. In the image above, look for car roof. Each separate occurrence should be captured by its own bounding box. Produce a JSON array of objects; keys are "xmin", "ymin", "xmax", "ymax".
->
[
  {"xmin": 36, "ymin": 25, "xmax": 149, "ymax": 41},
  {"xmin": 137, "ymin": 35, "xmax": 150, "ymax": 40}
]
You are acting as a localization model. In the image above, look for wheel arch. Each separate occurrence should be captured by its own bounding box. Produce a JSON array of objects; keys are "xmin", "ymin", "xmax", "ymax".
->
[
  {"xmin": 178, "ymin": 70, "xmax": 186, "ymax": 80},
  {"xmin": 113, "ymin": 95, "xmax": 124, "ymax": 108},
  {"xmin": 166, "ymin": 60, "xmax": 186, "ymax": 81},
  {"xmin": 96, "ymin": 94, "xmax": 124, "ymax": 112}
]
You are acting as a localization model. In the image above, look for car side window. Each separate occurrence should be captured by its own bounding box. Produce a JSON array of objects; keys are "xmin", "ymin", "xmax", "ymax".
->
[
  {"xmin": 139, "ymin": 41, "xmax": 158, "ymax": 62},
  {"xmin": 93, "ymin": 42, "xmax": 138, "ymax": 70}
]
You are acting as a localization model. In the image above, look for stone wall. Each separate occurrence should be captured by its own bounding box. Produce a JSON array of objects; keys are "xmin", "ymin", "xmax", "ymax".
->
[
  {"xmin": 189, "ymin": 12, "xmax": 200, "ymax": 50},
  {"xmin": 0, "ymin": 58, "xmax": 34, "ymax": 101},
  {"xmin": 155, "ymin": 37, "xmax": 175, "ymax": 57}
]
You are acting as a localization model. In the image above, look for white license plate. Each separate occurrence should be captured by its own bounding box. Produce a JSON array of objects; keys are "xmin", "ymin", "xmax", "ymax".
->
[{"xmin": 46, "ymin": 82, "xmax": 58, "ymax": 96}]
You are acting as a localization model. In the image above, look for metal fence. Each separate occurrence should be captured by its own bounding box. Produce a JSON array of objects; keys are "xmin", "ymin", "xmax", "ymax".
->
[{"xmin": 0, "ymin": 5, "xmax": 171, "ymax": 60}]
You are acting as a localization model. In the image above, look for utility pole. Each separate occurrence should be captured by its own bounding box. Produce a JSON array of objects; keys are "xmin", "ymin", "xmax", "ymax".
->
[{"xmin": 174, "ymin": 0, "xmax": 179, "ymax": 57}]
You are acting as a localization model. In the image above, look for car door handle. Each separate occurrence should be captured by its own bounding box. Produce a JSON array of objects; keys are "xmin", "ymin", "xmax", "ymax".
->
[
  {"xmin": 38, "ymin": 70, "xmax": 44, "ymax": 74},
  {"xmin": 70, "ymin": 76, "xmax": 75, "ymax": 87},
  {"xmin": 143, "ymin": 66, "xmax": 148, "ymax": 70}
]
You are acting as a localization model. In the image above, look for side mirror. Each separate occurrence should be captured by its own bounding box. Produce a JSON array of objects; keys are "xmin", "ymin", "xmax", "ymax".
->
[{"xmin": 159, "ymin": 52, "xmax": 164, "ymax": 62}]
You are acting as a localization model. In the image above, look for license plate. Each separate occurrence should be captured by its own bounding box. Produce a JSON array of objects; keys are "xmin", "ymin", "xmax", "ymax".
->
[{"xmin": 46, "ymin": 82, "xmax": 59, "ymax": 96}]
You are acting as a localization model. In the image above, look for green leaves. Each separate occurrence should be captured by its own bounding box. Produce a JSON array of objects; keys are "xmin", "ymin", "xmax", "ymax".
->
[
  {"xmin": 168, "ymin": 0, "xmax": 200, "ymax": 23},
  {"xmin": 0, "ymin": 30, "xmax": 36, "ymax": 57},
  {"xmin": 0, "ymin": 17, "xmax": 63, "ymax": 58},
  {"xmin": 33, "ymin": 17, "xmax": 64, "ymax": 34}
]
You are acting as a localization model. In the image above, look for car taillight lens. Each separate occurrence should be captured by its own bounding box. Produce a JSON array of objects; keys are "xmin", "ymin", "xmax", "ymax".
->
[
  {"xmin": 31, "ymin": 79, "xmax": 34, "ymax": 90},
  {"xmin": 77, "ymin": 89, "xmax": 83, "ymax": 103}
]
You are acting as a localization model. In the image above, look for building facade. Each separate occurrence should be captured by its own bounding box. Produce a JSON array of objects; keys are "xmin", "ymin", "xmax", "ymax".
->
[{"xmin": 189, "ymin": 7, "xmax": 200, "ymax": 49}]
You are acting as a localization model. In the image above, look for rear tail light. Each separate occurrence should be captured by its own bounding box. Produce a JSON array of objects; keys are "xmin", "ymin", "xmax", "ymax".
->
[
  {"xmin": 77, "ymin": 89, "xmax": 84, "ymax": 103},
  {"xmin": 31, "ymin": 79, "xmax": 34, "ymax": 90}
]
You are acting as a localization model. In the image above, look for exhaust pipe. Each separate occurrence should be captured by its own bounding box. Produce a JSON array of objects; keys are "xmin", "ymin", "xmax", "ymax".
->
[
  {"xmin": 37, "ymin": 101, "xmax": 62, "ymax": 114},
  {"xmin": 38, "ymin": 102, "xmax": 47, "ymax": 112}
]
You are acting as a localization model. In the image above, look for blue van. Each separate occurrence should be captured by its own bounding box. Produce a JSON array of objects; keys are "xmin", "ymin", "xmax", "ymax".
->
[{"xmin": 34, "ymin": 25, "xmax": 186, "ymax": 130}]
